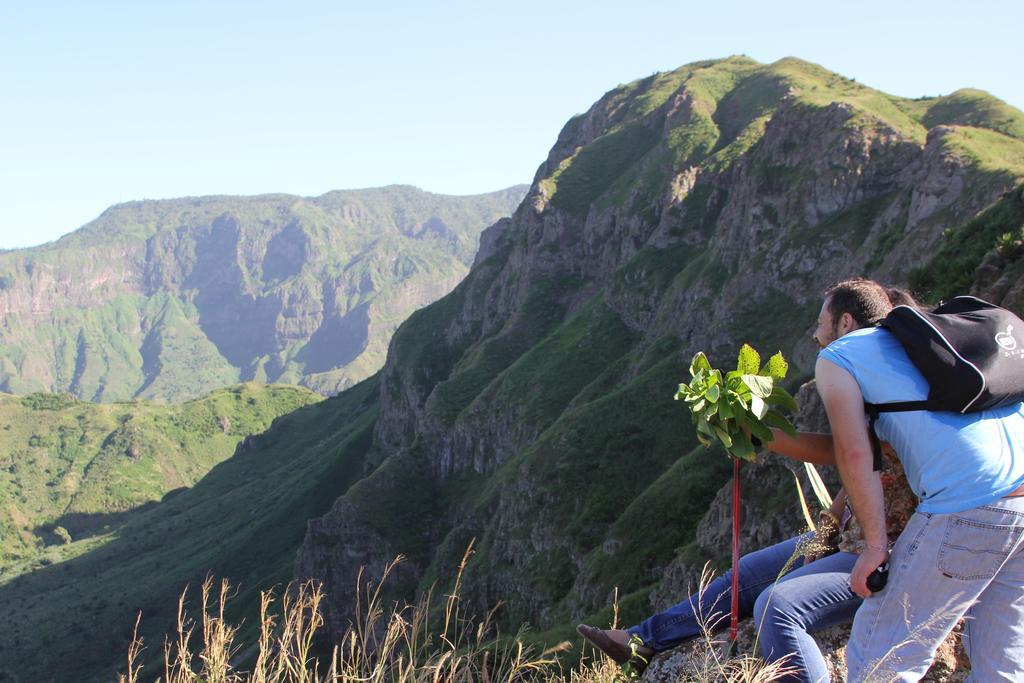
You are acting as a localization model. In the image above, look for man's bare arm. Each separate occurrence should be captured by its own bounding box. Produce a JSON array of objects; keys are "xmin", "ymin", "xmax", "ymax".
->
[
  {"xmin": 815, "ymin": 357, "xmax": 888, "ymax": 596},
  {"xmin": 764, "ymin": 428, "xmax": 837, "ymax": 464},
  {"xmin": 828, "ymin": 487, "xmax": 848, "ymax": 520}
]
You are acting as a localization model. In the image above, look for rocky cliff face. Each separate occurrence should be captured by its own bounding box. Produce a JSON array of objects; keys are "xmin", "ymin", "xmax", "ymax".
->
[
  {"xmin": 0, "ymin": 185, "xmax": 526, "ymax": 401},
  {"xmin": 294, "ymin": 54, "xmax": 1024, "ymax": 649}
]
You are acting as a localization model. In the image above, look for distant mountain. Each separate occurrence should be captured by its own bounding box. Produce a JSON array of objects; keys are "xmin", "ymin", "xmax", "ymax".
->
[
  {"xmin": 0, "ymin": 185, "xmax": 527, "ymax": 402},
  {"xmin": 3, "ymin": 56, "xmax": 1024, "ymax": 682}
]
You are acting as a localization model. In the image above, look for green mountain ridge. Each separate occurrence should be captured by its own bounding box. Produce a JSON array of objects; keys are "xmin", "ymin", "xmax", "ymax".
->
[
  {"xmin": 0, "ymin": 185, "xmax": 527, "ymax": 402},
  {"xmin": 3, "ymin": 56, "xmax": 1024, "ymax": 682}
]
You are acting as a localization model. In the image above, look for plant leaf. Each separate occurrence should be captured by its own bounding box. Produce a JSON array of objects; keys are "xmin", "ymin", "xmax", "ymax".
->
[
  {"xmin": 742, "ymin": 374, "xmax": 773, "ymax": 398},
  {"xmin": 792, "ymin": 474, "xmax": 817, "ymax": 531},
  {"xmin": 750, "ymin": 394, "xmax": 767, "ymax": 419},
  {"xmin": 728, "ymin": 431, "xmax": 757, "ymax": 462},
  {"xmin": 737, "ymin": 344, "xmax": 760, "ymax": 375},
  {"xmin": 718, "ymin": 400, "xmax": 733, "ymax": 420},
  {"xmin": 804, "ymin": 463, "xmax": 834, "ymax": 509},
  {"xmin": 748, "ymin": 418, "xmax": 773, "ymax": 444},
  {"xmin": 768, "ymin": 386, "xmax": 798, "ymax": 413},
  {"xmin": 763, "ymin": 410, "xmax": 798, "ymax": 437},
  {"xmin": 762, "ymin": 352, "xmax": 789, "ymax": 380},
  {"xmin": 712, "ymin": 424, "xmax": 733, "ymax": 448},
  {"xmin": 678, "ymin": 346, "xmax": 797, "ymax": 465},
  {"xmin": 690, "ymin": 352, "xmax": 712, "ymax": 377},
  {"xmin": 735, "ymin": 413, "xmax": 755, "ymax": 433}
]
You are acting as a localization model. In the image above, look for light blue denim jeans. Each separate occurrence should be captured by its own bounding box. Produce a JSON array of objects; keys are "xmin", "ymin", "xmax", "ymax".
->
[
  {"xmin": 627, "ymin": 534, "xmax": 860, "ymax": 683},
  {"xmin": 847, "ymin": 495, "xmax": 1024, "ymax": 682}
]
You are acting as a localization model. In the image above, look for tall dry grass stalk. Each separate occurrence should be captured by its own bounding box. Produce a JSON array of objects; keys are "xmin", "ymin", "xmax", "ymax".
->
[
  {"xmin": 121, "ymin": 545, "xmax": 803, "ymax": 683},
  {"xmin": 120, "ymin": 542, "xmax": 572, "ymax": 683}
]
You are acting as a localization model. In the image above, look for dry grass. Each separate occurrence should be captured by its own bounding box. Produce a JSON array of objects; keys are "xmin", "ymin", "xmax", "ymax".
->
[
  {"xmin": 648, "ymin": 564, "xmax": 797, "ymax": 683},
  {"xmin": 120, "ymin": 546, "xmax": 798, "ymax": 683},
  {"xmin": 119, "ymin": 543, "xmax": 570, "ymax": 683}
]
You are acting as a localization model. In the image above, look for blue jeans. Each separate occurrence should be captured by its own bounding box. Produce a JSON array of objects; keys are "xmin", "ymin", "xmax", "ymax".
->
[
  {"xmin": 755, "ymin": 545, "xmax": 861, "ymax": 682},
  {"xmin": 628, "ymin": 535, "xmax": 860, "ymax": 683},
  {"xmin": 847, "ymin": 495, "xmax": 1024, "ymax": 682}
]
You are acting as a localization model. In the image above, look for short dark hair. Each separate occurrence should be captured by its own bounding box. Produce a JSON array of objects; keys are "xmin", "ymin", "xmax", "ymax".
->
[
  {"xmin": 884, "ymin": 286, "xmax": 922, "ymax": 310},
  {"xmin": 824, "ymin": 278, "xmax": 893, "ymax": 328}
]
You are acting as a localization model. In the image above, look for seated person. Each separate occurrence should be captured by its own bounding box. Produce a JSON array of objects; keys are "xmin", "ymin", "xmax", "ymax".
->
[{"xmin": 577, "ymin": 444, "xmax": 914, "ymax": 682}]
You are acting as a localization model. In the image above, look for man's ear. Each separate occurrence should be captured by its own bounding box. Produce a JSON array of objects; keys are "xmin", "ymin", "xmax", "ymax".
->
[{"xmin": 840, "ymin": 312, "xmax": 856, "ymax": 334}]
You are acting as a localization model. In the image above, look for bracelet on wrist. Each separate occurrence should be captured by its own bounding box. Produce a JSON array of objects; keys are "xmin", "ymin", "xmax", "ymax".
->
[{"xmin": 864, "ymin": 542, "xmax": 889, "ymax": 553}]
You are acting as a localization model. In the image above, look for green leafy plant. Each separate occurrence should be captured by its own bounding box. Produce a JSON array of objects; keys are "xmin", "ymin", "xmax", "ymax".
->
[
  {"xmin": 675, "ymin": 344, "xmax": 798, "ymax": 461},
  {"xmin": 994, "ymin": 226, "xmax": 1024, "ymax": 259}
]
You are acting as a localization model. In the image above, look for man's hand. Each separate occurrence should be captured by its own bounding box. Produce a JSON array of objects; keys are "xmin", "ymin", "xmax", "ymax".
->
[{"xmin": 850, "ymin": 546, "xmax": 889, "ymax": 597}]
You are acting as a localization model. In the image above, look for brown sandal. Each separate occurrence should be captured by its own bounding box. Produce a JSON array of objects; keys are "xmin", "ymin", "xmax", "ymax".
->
[
  {"xmin": 576, "ymin": 624, "xmax": 631, "ymax": 663},
  {"xmin": 576, "ymin": 624, "xmax": 652, "ymax": 675}
]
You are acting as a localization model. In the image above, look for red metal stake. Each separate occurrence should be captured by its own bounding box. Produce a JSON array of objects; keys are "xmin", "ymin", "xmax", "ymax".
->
[{"xmin": 730, "ymin": 457, "xmax": 741, "ymax": 642}]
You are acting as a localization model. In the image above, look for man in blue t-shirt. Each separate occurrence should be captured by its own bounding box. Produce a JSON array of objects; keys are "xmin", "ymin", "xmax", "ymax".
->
[{"xmin": 814, "ymin": 278, "xmax": 1024, "ymax": 681}]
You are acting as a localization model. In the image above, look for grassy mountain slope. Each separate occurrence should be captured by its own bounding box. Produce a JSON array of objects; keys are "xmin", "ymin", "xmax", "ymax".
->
[
  {"xmin": 0, "ymin": 185, "xmax": 527, "ymax": 402},
  {"xmin": 0, "ymin": 383, "xmax": 319, "ymax": 569},
  {"xmin": 910, "ymin": 183, "xmax": 1024, "ymax": 302},
  {"xmin": 0, "ymin": 377, "xmax": 376, "ymax": 681}
]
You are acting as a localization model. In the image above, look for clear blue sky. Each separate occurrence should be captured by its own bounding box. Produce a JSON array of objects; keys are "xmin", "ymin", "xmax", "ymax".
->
[{"xmin": 1, "ymin": 0, "xmax": 1021, "ymax": 249}]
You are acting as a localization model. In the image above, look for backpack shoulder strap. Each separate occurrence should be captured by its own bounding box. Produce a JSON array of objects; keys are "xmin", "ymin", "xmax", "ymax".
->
[{"xmin": 864, "ymin": 400, "xmax": 933, "ymax": 470}]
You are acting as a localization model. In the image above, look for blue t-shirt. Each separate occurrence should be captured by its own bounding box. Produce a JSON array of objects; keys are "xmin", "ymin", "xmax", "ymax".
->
[{"xmin": 818, "ymin": 326, "xmax": 1024, "ymax": 514}]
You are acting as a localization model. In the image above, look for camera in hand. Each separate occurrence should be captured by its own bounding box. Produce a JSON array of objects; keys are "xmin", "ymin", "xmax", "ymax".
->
[{"xmin": 866, "ymin": 562, "xmax": 889, "ymax": 592}]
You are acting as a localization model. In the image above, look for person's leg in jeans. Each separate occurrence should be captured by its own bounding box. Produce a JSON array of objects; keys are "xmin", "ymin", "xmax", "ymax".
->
[
  {"xmin": 938, "ymin": 497, "xmax": 1024, "ymax": 682},
  {"xmin": 627, "ymin": 535, "xmax": 805, "ymax": 651},
  {"xmin": 847, "ymin": 497, "xmax": 1024, "ymax": 682},
  {"xmin": 962, "ymin": 532, "xmax": 1024, "ymax": 682},
  {"xmin": 753, "ymin": 549, "xmax": 860, "ymax": 683}
]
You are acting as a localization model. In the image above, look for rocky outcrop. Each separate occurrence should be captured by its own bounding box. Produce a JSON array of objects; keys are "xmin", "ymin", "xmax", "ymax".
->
[{"xmin": 642, "ymin": 619, "xmax": 969, "ymax": 682}]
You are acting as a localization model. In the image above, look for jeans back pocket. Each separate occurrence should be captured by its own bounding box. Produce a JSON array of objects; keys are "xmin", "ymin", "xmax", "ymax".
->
[{"xmin": 937, "ymin": 516, "xmax": 1022, "ymax": 581}]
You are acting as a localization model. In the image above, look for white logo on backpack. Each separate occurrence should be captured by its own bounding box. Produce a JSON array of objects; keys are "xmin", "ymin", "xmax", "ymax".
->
[{"xmin": 996, "ymin": 324, "xmax": 1024, "ymax": 358}]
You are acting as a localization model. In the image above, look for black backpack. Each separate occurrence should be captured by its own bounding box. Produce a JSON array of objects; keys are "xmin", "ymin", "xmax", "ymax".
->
[{"xmin": 865, "ymin": 296, "xmax": 1024, "ymax": 469}]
